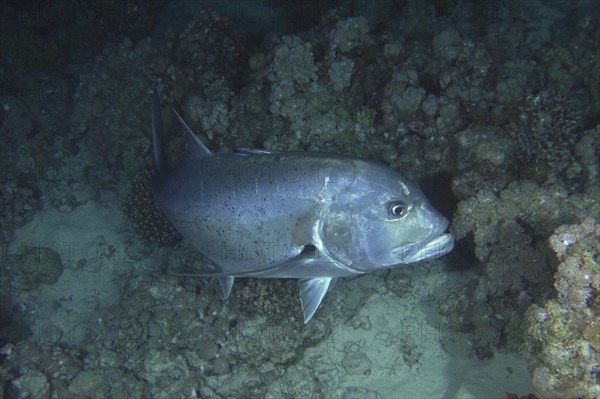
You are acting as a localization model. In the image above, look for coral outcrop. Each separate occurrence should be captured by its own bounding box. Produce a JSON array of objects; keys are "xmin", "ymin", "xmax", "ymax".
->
[{"xmin": 525, "ymin": 218, "xmax": 599, "ymax": 399}]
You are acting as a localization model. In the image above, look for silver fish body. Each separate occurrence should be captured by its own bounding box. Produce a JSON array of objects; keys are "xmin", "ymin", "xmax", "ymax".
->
[{"xmin": 150, "ymin": 94, "xmax": 454, "ymax": 322}]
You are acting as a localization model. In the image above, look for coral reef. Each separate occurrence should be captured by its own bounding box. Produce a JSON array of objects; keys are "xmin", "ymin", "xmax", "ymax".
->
[
  {"xmin": 448, "ymin": 181, "xmax": 598, "ymax": 354},
  {"xmin": 525, "ymin": 218, "xmax": 599, "ymax": 399},
  {"xmin": 5, "ymin": 370, "xmax": 51, "ymax": 399},
  {"xmin": 0, "ymin": 273, "xmax": 332, "ymax": 398},
  {"xmin": 1, "ymin": 0, "xmax": 599, "ymax": 396},
  {"xmin": 236, "ymin": 279, "xmax": 303, "ymax": 321},
  {"xmin": 267, "ymin": 35, "xmax": 320, "ymax": 142},
  {"xmin": 511, "ymin": 90, "xmax": 589, "ymax": 190},
  {"xmin": 0, "ymin": 1, "xmax": 162, "ymax": 77},
  {"xmin": 176, "ymin": 6, "xmax": 245, "ymax": 86},
  {"xmin": 451, "ymin": 126, "xmax": 518, "ymax": 197},
  {"xmin": 16, "ymin": 246, "xmax": 64, "ymax": 291}
]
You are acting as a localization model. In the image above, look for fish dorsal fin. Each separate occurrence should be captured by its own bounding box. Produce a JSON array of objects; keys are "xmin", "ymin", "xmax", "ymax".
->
[
  {"xmin": 233, "ymin": 147, "xmax": 275, "ymax": 155},
  {"xmin": 152, "ymin": 90, "xmax": 167, "ymax": 173},
  {"xmin": 299, "ymin": 277, "xmax": 333, "ymax": 323},
  {"xmin": 171, "ymin": 107, "xmax": 212, "ymax": 158}
]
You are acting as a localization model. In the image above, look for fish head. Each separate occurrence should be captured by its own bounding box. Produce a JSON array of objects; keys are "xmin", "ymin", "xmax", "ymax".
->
[{"xmin": 321, "ymin": 164, "xmax": 454, "ymax": 271}]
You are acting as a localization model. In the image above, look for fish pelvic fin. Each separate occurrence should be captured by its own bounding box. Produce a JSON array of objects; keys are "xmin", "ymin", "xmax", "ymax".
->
[
  {"xmin": 218, "ymin": 276, "xmax": 235, "ymax": 300},
  {"xmin": 299, "ymin": 277, "xmax": 334, "ymax": 323}
]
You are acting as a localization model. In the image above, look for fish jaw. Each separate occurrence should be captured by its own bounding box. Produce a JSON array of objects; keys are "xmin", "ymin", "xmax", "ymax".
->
[{"xmin": 393, "ymin": 232, "xmax": 455, "ymax": 264}]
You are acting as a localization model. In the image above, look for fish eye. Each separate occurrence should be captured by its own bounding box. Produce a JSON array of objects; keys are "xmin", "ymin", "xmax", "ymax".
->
[{"xmin": 388, "ymin": 201, "xmax": 408, "ymax": 218}]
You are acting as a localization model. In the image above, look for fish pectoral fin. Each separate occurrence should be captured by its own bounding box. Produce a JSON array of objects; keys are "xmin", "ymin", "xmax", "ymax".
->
[
  {"xmin": 299, "ymin": 277, "xmax": 334, "ymax": 324},
  {"xmin": 218, "ymin": 276, "xmax": 235, "ymax": 300}
]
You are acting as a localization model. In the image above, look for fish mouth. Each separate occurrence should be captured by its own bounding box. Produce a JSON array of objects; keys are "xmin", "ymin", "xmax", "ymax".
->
[{"xmin": 393, "ymin": 219, "xmax": 455, "ymax": 264}]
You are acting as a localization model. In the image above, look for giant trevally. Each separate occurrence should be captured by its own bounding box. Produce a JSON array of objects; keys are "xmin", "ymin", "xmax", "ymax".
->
[{"xmin": 149, "ymin": 92, "xmax": 454, "ymax": 323}]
